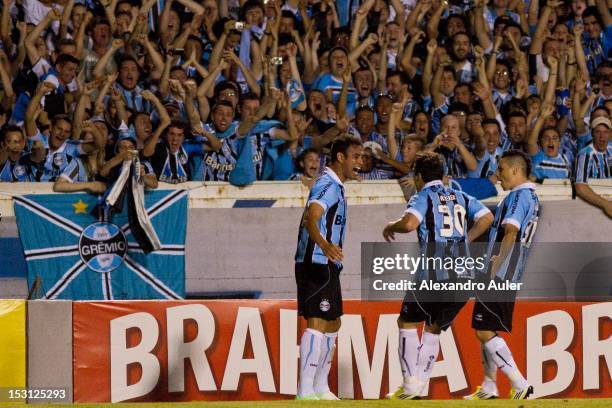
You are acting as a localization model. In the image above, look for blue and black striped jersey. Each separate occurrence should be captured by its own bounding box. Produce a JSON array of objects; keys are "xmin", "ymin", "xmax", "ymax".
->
[
  {"xmin": 486, "ymin": 182, "xmax": 540, "ymax": 283},
  {"xmin": 295, "ymin": 168, "xmax": 347, "ymax": 266}
]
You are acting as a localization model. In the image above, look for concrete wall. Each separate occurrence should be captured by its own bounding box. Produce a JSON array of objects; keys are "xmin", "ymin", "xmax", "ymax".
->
[
  {"xmin": 27, "ymin": 301, "xmax": 72, "ymax": 403},
  {"xmin": 185, "ymin": 199, "xmax": 612, "ymax": 299},
  {"xmin": 1, "ymin": 182, "xmax": 611, "ymax": 299}
]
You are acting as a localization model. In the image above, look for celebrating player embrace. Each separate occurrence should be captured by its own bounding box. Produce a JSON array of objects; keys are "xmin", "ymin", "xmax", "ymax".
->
[{"xmin": 382, "ymin": 151, "xmax": 494, "ymax": 400}]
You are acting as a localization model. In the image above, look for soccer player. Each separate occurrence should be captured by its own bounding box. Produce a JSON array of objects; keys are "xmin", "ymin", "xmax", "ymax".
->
[
  {"xmin": 382, "ymin": 151, "xmax": 493, "ymax": 400},
  {"xmin": 464, "ymin": 150, "xmax": 539, "ymax": 400},
  {"xmin": 294, "ymin": 137, "xmax": 363, "ymax": 400}
]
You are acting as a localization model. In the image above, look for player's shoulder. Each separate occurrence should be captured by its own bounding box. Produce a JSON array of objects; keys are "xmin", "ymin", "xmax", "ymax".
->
[
  {"xmin": 311, "ymin": 172, "xmax": 340, "ymax": 193},
  {"xmin": 505, "ymin": 182, "xmax": 538, "ymax": 206}
]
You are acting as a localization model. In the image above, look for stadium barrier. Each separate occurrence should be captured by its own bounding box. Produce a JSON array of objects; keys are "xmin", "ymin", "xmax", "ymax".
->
[
  {"xmin": 1, "ymin": 180, "xmax": 611, "ymax": 299},
  {"xmin": 3, "ymin": 299, "xmax": 606, "ymax": 402}
]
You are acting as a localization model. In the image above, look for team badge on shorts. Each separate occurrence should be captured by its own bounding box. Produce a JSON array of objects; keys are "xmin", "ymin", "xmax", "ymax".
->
[{"xmin": 320, "ymin": 299, "xmax": 331, "ymax": 312}]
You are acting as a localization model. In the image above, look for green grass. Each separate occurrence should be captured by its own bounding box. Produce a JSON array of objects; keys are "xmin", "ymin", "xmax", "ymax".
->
[{"xmin": 1, "ymin": 399, "xmax": 610, "ymax": 408}]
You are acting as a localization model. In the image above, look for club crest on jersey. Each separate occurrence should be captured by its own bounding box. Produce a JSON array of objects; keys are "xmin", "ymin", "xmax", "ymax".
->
[
  {"xmin": 79, "ymin": 222, "xmax": 128, "ymax": 273},
  {"xmin": 319, "ymin": 299, "xmax": 331, "ymax": 312},
  {"xmin": 53, "ymin": 154, "xmax": 64, "ymax": 167},
  {"xmin": 13, "ymin": 165, "xmax": 25, "ymax": 176}
]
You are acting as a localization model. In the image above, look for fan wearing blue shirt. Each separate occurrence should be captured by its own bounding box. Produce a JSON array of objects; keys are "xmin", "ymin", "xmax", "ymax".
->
[
  {"xmin": 0, "ymin": 126, "xmax": 30, "ymax": 182},
  {"xmin": 526, "ymin": 105, "xmax": 572, "ymax": 180},
  {"xmin": 468, "ymin": 119, "xmax": 504, "ymax": 180},
  {"xmin": 143, "ymin": 120, "xmax": 219, "ymax": 184},
  {"xmin": 575, "ymin": 116, "xmax": 612, "ymax": 217},
  {"xmin": 312, "ymin": 46, "xmax": 358, "ymax": 118},
  {"xmin": 24, "ymin": 84, "xmax": 101, "ymax": 182}
]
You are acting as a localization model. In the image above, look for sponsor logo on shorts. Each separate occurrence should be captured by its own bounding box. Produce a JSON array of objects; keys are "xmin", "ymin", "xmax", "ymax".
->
[
  {"xmin": 319, "ymin": 299, "xmax": 330, "ymax": 312},
  {"xmin": 474, "ymin": 313, "xmax": 483, "ymax": 322}
]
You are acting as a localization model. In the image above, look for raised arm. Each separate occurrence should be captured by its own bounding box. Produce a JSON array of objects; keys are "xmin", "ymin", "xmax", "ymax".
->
[
  {"xmin": 573, "ymin": 24, "xmax": 590, "ymax": 81},
  {"xmin": 543, "ymin": 56, "xmax": 558, "ymax": 104},
  {"xmin": 93, "ymin": 39, "xmax": 124, "ymax": 80},
  {"xmin": 426, "ymin": 1, "xmax": 448, "ymax": 40},
  {"xmin": 142, "ymin": 90, "xmax": 171, "ymax": 156},
  {"xmin": 399, "ymin": 31, "xmax": 424, "ymax": 78},
  {"xmin": 25, "ymin": 82, "xmax": 56, "ymax": 138},
  {"xmin": 223, "ymin": 49, "xmax": 261, "ymax": 96},
  {"xmin": 423, "ymin": 39, "xmax": 437, "ymax": 98},
  {"xmin": 526, "ymin": 102, "xmax": 555, "ymax": 156},
  {"xmin": 350, "ymin": 0, "xmax": 374, "ymax": 50},
  {"xmin": 473, "ymin": 0, "xmax": 492, "ymax": 50},
  {"xmin": 529, "ymin": 1, "xmax": 559, "ymax": 55},
  {"xmin": 26, "ymin": 9, "xmax": 61, "ymax": 65},
  {"xmin": 237, "ymin": 97, "xmax": 276, "ymax": 137},
  {"xmin": 286, "ymin": 43, "xmax": 307, "ymax": 111},
  {"xmin": 337, "ymin": 66, "xmax": 351, "ymax": 119},
  {"xmin": 596, "ymin": 0, "xmax": 612, "ymax": 26}
]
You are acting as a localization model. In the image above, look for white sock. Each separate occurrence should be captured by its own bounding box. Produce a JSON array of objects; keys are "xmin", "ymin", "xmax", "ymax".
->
[
  {"xmin": 480, "ymin": 343, "xmax": 498, "ymax": 394},
  {"xmin": 398, "ymin": 328, "xmax": 419, "ymax": 387},
  {"xmin": 314, "ymin": 332, "xmax": 337, "ymax": 394},
  {"xmin": 484, "ymin": 336, "xmax": 529, "ymax": 390},
  {"xmin": 416, "ymin": 331, "xmax": 440, "ymax": 385},
  {"xmin": 298, "ymin": 328, "xmax": 324, "ymax": 397}
]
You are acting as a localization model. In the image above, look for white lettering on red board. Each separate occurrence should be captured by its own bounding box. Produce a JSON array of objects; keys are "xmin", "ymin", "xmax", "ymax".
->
[{"xmin": 108, "ymin": 304, "xmax": 612, "ymax": 402}]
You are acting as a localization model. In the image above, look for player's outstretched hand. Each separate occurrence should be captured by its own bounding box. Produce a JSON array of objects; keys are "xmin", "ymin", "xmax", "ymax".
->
[
  {"xmin": 383, "ymin": 223, "xmax": 396, "ymax": 242},
  {"xmin": 321, "ymin": 241, "xmax": 343, "ymax": 263}
]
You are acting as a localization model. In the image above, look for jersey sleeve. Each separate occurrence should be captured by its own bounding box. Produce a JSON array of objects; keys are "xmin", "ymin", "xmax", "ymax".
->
[
  {"xmin": 501, "ymin": 190, "xmax": 529, "ymax": 230},
  {"xmin": 307, "ymin": 179, "xmax": 339, "ymax": 211},
  {"xmin": 463, "ymin": 192, "xmax": 491, "ymax": 220},
  {"xmin": 404, "ymin": 191, "xmax": 428, "ymax": 223}
]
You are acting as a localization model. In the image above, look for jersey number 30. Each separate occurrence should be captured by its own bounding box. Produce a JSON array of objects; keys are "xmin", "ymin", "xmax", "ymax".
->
[{"xmin": 438, "ymin": 205, "xmax": 467, "ymax": 237}]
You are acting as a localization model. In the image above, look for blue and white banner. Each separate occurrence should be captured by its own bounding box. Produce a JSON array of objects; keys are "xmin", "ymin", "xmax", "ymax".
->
[{"xmin": 14, "ymin": 190, "xmax": 188, "ymax": 300}]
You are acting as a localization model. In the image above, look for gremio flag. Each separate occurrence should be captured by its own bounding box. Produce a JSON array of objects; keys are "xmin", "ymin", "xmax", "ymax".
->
[{"xmin": 13, "ymin": 190, "xmax": 187, "ymax": 300}]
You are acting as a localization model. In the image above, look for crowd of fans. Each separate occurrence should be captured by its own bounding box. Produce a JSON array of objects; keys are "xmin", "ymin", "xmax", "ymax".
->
[{"xmin": 0, "ymin": 0, "xmax": 610, "ymax": 214}]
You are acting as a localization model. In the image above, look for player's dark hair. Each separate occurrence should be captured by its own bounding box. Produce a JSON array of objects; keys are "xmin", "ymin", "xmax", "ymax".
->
[
  {"xmin": 413, "ymin": 151, "xmax": 444, "ymax": 183},
  {"xmin": 330, "ymin": 137, "xmax": 362, "ymax": 164},
  {"xmin": 501, "ymin": 149, "xmax": 532, "ymax": 177}
]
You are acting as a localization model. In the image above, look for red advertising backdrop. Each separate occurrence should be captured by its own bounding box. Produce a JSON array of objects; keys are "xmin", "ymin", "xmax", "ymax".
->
[{"xmin": 72, "ymin": 300, "xmax": 611, "ymax": 403}]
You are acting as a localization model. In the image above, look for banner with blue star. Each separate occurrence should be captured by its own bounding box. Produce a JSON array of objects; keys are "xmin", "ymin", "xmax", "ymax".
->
[{"xmin": 13, "ymin": 190, "xmax": 188, "ymax": 300}]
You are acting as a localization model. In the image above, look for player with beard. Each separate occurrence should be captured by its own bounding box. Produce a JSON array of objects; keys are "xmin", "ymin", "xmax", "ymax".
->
[{"xmin": 295, "ymin": 138, "xmax": 363, "ymax": 400}]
